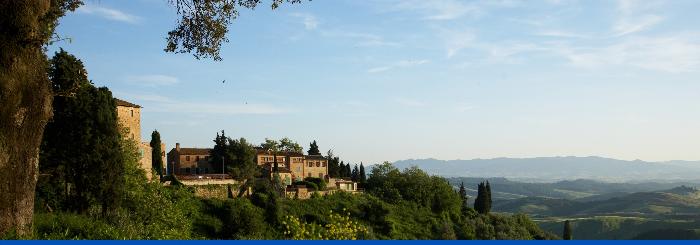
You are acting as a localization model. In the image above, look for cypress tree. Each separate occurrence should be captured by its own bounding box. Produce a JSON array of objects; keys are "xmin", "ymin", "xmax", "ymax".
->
[
  {"xmin": 345, "ymin": 163, "xmax": 352, "ymax": 178},
  {"xmin": 459, "ymin": 182, "xmax": 467, "ymax": 200},
  {"xmin": 485, "ymin": 181, "xmax": 492, "ymax": 214},
  {"xmin": 150, "ymin": 130, "xmax": 163, "ymax": 179},
  {"xmin": 307, "ymin": 140, "xmax": 321, "ymax": 155},
  {"xmin": 459, "ymin": 181, "xmax": 470, "ymax": 216},
  {"xmin": 351, "ymin": 164, "xmax": 359, "ymax": 182},
  {"xmin": 474, "ymin": 182, "xmax": 489, "ymax": 214},
  {"xmin": 359, "ymin": 163, "xmax": 367, "ymax": 183},
  {"xmin": 563, "ymin": 220, "xmax": 573, "ymax": 240}
]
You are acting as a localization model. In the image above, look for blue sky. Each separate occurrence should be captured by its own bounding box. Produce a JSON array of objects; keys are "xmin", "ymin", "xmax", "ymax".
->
[{"xmin": 50, "ymin": 0, "xmax": 700, "ymax": 164}]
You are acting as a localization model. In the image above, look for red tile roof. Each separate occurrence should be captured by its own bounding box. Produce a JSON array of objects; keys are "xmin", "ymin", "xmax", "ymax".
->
[{"xmin": 115, "ymin": 98, "xmax": 141, "ymax": 108}]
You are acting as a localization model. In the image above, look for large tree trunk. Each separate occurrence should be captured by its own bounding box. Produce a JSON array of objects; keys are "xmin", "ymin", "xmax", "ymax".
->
[{"xmin": 0, "ymin": 0, "xmax": 53, "ymax": 236}]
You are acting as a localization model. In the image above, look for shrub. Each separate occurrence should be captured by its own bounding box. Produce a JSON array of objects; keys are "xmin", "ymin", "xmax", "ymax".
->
[
  {"xmin": 304, "ymin": 177, "xmax": 326, "ymax": 191},
  {"xmin": 282, "ymin": 210, "xmax": 368, "ymax": 240}
]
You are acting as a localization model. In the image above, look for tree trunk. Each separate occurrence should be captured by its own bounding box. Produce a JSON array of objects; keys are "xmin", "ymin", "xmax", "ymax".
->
[{"xmin": 0, "ymin": 0, "xmax": 53, "ymax": 236}]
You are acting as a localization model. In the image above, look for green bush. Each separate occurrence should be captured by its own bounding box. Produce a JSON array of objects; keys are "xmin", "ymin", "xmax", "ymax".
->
[
  {"xmin": 304, "ymin": 177, "xmax": 327, "ymax": 191},
  {"xmin": 33, "ymin": 213, "xmax": 122, "ymax": 240}
]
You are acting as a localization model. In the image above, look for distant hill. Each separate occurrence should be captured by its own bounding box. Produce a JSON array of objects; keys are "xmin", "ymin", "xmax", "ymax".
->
[
  {"xmin": 494, "ymin": 187, "xmax": 700, "ymax": 217},
  {"xmin": 633, "ymin": 229, "xmax": 700, "ymax": 240},
  {"xmin": 393, "ymin": 156, "xmax": 700, "ymax": 182},
  {"xmin": 446, "ymin": 177, "xmax": 700, "ymax": 200},
  {"xmin": 538, "ymin": 217, "xmax": 700, "ymax": 240}
]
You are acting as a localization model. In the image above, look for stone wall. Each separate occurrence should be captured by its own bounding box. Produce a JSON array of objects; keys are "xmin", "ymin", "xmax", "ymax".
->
[{"xmin": 116, "ymin": 106, "xmax": 141, "ymax": 141}]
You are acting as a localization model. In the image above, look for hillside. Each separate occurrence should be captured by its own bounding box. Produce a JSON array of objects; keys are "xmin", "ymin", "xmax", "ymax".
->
[
  {"xmin": 494, "ymin": 187, "xmax": 700, "ymax": 217},
  {"xmin": 538, "ymin": 217, "xmax": 700, "ymax": 240},
  {"xmin": 394, "ymin": 156, "xmax": 700, "ymax": 182}
]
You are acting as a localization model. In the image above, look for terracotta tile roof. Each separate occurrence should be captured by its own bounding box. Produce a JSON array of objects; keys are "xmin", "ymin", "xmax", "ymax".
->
[
  {"xmin": 178, "ymin": 148, "xmax": 212, "ymax": 155},
  {"xmin": 115, "ymin": 98, "xmax": 141, "ymax": 108}
]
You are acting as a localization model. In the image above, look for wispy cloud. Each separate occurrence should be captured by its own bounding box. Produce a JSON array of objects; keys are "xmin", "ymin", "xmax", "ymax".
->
[
  {"xmin": 613, "ymin": 14, "xmax": 663, "ymax": 37},
  {"xmin": 77, "ymin": 3, "xmax": 140, "ymax": 24},
  {"xmin": 535, "ymin": 30, "xmax": 591, "ymax": 39},
  {"xmin": 156, "ymin": 101, "xmax": 289, "ymax": 115},
  {"xmin": 455, "ymin": 103, "xmax": 476, "ymax": 112},
  {"xmin": 394, "ymin": 97, "xmax": 426, "ymax": 107},
  {"xmin": 442, "ymin": 29, "xmax": 475, "ymax": 58},
  {"xmin": 367, "ymin": 59, "xmax": 429, "ymax": 73},
  {"xmin": 290, "ymin": 13, "xmax": 318, "ymax": 30},
  {"xmin": 391, "ymin": 0, "xmax": 482, "ymax": 20},
  {"xmin": 556, "ymin": 34, "xmax": 700, "ymax": 73},
  {"xmin": 321, "ymin": 30, "xmax": 401, "ymax": 47},
  {"xmin": 612, "ymin": 0, "xmax": 665, "ymax": 36},
  {"xmin": 126, "ymin": 75, "xmax": 179, "ymax": 87}
]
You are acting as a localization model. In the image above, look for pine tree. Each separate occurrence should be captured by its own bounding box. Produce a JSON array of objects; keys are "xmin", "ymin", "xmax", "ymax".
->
[
  {"xmin": 307, "ymin": 140, "xmax": 320, "ymax": 155},
  {"xmin": 150, "ymin": 130, "xmax": 163, "ymax": 179},
  {"xmin": 359, "ymin": 163, "xmax": 367, "ymax": 183},
  {"xmin": 351, "ymin": 164, "xmax": 359, "ymax": 182},
  {"xmin": 563, "ymin": 220, "xmax": 573, "ymax": 240}
]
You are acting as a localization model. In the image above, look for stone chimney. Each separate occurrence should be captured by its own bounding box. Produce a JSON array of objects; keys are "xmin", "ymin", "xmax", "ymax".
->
[{"xmin": 176, "ymin": 143, "xmax": 180, "ymax": 152}]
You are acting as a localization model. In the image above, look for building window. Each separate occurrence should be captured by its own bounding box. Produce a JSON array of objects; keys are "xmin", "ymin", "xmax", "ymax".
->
[
  {"xmin": 316, "ymin": 162, "xmax": 320, "ymax": 167},
  {"xmin": 308, "ymin": 173, "xmax": 312, "ymax": 177},
  {"xmin": 318, "ymin": 173, "xmax": 323, "ymax": 178},
  {"xmin": 186, "ymin": 156, "xmax": 190, "ymax": 161},
  {"xmin": 185, "ymin": 168, "xmax": 190, "ymax": 174},
  {"xmin": 196, "ymin": 156, "xmax": 200, "ymax": 161}
]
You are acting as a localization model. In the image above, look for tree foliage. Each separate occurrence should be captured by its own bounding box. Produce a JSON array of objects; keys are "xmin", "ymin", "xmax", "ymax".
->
[
  {"xmin": 359, "ymin": 163, "xmax": 367, "ymax": 184},
  {"xmin": 365, "ymin": 162, "xmax": 461, "ymax": 214},
  {"xmin": 326, "ymin": 150, "xmax": 341, "ymax": 178},
  {"xmin": 150, "ymin": 130, "xmax": 163, "ymax": 179},
  {"xmin": 209, "ymin": 130, "xmax": 231, "ymax": 174},
  {"xmin": 38, "ymin": 50, "xmax": 124, "ymax": 215},
  {"xmin": 282, "ymin": 210, "xmax": 368, "ymax": 240},
  {"xmin": 474, "ymin": 181, "xmax": 492, "ymax": 215},
  {"xmin": 563, "ymin": 220, "xmax": 572, "ymax": 240},
  {"xmin": 307, "ymin": 140, "xmax": 320, "ymax": 155}
]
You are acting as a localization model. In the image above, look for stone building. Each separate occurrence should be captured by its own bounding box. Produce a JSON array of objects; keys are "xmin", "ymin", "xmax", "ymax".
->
[
  {"xmin": 167, "ymin": 143, "xmax": 214, "ymax": 175},
  {"xmin": 254, "ymin": 149, "xmax": 328, "ymax": 181},
  {"xmin": 115, "ymin": 98, "xmax": 166, "ymax": 179}
]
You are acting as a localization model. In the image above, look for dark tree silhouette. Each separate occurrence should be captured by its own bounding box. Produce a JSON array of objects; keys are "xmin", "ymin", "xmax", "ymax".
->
[
  {"xmin": 359, "ymin": 163, "xmax": 367, "ymax": 183},
  {"xmin": 307, "ymin": 140, "xmax": 320, "ymax": 155},
  {"xmin": 563, "ymin": 220, "xmax": 573, "ymax": 240},
  {"xmin": 150, "ymin": 130, "xmax": 164, "ymax": 179},
  {"xmin": 39, "ymin": 50, "xmax": 124, "ymax": 216},
  {"xmin": 474, "ymin": 181, "xmax": 491, "ymax": 214}
]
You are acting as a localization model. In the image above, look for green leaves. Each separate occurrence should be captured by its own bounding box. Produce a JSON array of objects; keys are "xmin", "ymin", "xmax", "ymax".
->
[{"xmin": 165, "ymin": 0, "xmax": 305, "ymax": 61}]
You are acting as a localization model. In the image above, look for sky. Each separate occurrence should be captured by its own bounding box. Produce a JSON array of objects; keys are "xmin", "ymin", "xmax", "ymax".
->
[{"xmin": 49, "ymin": 0, "xmax": 700, "ymax": 165}]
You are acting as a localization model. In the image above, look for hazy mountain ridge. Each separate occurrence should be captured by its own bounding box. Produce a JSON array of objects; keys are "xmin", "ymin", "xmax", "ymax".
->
[{"xmin": 394, "ymin": 156, "xmax": 700, "ymax": 182}]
